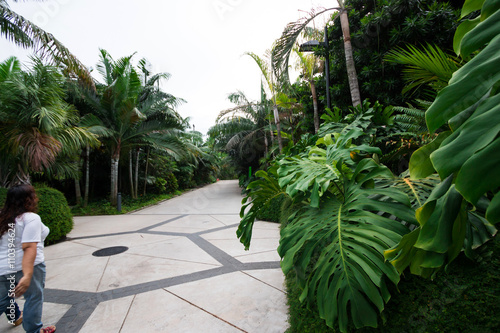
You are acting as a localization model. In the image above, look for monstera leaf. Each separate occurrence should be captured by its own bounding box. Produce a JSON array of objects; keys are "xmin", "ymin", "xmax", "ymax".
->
[
  {"xmin": 237, "ymin": 165, "xmax": 290, "ymax": 250},
  {"xmin": 278, "ymin": 130, "xmax": 381, "ymax": 208},
  {"xmin": 279, "ymin": 159, "xmax": 415, "ymax": 332},
  {"xmin": 390, "ymin": 0, "xmax": 500, "ymax": 278}
]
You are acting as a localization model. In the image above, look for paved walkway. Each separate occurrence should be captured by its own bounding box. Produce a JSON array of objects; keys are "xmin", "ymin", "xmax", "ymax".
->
[{"xmin": 1, "ymin": 180, "xmax": 289, "ymax": 332}]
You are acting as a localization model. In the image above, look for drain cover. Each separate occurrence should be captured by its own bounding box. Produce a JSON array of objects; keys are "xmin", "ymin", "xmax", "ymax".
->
[{"xmin": 92, "ymin": 246, "xmax": 129, "ymax": 257}]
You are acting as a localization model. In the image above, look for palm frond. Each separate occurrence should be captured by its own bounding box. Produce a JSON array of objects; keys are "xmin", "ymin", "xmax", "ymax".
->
[
  {"xmin": 1, "ymin": 4, "xmax": 94, "ymax": 87},
  {"xmin": 385, "ymin": 44, "xmax": 463, "ymax": 96},
  {"xmin": 271, "ymin": 7, "xmax": 334, "ymax": 84}
]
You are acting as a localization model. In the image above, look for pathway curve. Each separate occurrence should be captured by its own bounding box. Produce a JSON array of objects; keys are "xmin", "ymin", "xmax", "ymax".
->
[{"xmin": 0, "ymin": 180, "xmax": 288, "ymax": 333}]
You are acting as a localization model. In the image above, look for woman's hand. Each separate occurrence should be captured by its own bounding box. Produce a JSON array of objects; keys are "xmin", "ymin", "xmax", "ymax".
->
[
  {"xmin": 14, "ymin": 274, "xmax": 32, "ymax": 297},
  {"xmin": 16, "ymin": 242, "xmax": 37, "ymax": 297}
]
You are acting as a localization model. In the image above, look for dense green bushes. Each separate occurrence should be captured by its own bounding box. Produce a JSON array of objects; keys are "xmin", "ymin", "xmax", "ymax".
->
[
  {"xmin": 36, "ymin": 187, "xmax": 73, "ymax": 244},
  {"xmin": 0, "ymin": 186, "xmax": 73, "ymax": 244},
  {"xmin": 286, "ymin": 235, "xmax": 500, "ymax": 333}
]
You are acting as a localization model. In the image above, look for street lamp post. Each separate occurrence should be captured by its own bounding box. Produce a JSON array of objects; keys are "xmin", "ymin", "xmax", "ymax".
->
[{"xmin": 299, "ymin": 26, "xmax": 332, "ymax": 111}]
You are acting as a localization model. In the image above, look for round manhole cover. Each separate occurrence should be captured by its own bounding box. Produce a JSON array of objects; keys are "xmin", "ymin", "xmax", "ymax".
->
[{"xmin": 92, "ymin": 246, "xmax": 129, "ymax": 257}]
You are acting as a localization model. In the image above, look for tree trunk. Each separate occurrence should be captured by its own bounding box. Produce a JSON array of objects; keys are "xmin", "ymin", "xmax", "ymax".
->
[
  {"xmin": 273, "ymin": 104, "xmax": 283, "ymax": 153},
  {"xmin": 143, "ymin": 147, "xmax": 150, "ymax": 196},
  {"xmin": 129, "ymin": 150, "xmax": 134, "ymax": 199},
  {"xmin": 74, "ymin": 178, "xmax": 81, "ymax": 206},
  {"xmin": 340, "ymin": 9, "xmax": 361, "ymax": 107},
  {"xmin": 110, "ymin": 152, "xmax": 120, "ymax": 206},
  {"xmin": 310, "ymin": 80, "xmax": 319, "ymax": 133},
  {"xmin": 84, "ymin": 144, "xmax": 90, "ymax": 207},
  {"xmin": 134, "ymin": 148, "xmax": 140, "ymax": 198},
  {"xmin": 264, "ymin": 132, "xmax": 269, "ymax": 157}
]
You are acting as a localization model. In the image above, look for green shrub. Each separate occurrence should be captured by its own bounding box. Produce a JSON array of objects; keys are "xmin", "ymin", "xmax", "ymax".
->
[
  {"xmin": 36, "ymin": 187, "xmax": 73, "ymax": 244},
  {"xmin": 0, "ymin": 186, "xmax": 73, "ymax": 245},
  {"xmin": 153, "ymin": 173, "xmax": 179, "ymax": 194},
  {"xmin": 164, "ymin": 172, "xmax": 179, "ymax": 193}
]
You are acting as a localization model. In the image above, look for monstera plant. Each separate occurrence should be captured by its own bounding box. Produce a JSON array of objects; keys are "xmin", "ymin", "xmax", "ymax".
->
[
  {"xmin": 238, "ymin": 122, "xmax": 421, "ymax": 331},
  {"xmin": 385, "ymin": 0, "xmax": 499, "ymax": 278}
]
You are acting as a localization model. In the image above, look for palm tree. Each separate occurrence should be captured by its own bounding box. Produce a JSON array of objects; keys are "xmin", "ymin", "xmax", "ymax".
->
[
  {"xmin": 135, "ymin": 59, "xmax": 187, "ymax": 198},
  {"xmin": 245, "ymin": 51, "xmax": 286, "ymax": 153},
  {"xmin": 0, "ymin": 0, "xmax": 93, "ymax": 86},
  {"xmin": 294, "ymin": 47, "xmax": 323, "ymax": 133},
  {"xmin": 0, "ymin": 56, "xmax": 97, "ymax": 185},
  {"xmin": 209, "ymin": 91, "xmax": 270, "ymax": 172},
  {"xmin": 83, "ymin": 50, "xmax": 188, "ymax": 205},
  {"xmin": 272, "ymin": 2, "xmax": 361, "ymax": 107}
]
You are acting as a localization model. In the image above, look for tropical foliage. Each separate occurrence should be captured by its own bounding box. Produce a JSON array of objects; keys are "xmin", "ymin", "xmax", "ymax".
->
[
  {"xmin": 385, "ymin": 0, "xmax": 500, "ymax": 278},
  {"xmin": 0, "ymin": 57, "xmax": 97, "ymax": 186},
  {"xmin": 0, "ymin": 0, "xmax": 92, "ymax": 85}
]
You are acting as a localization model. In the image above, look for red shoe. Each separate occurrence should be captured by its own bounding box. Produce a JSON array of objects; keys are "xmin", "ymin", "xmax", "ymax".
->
[{"xmin": 40, "ymin": 325, "xmax": 56, "ymax": 333}]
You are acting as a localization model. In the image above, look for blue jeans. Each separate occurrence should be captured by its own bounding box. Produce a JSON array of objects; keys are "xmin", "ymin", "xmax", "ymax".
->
[
  {"xmin": 0, "ymin": 263, "xmax": 46, "ymax": 333},
  {"xmin": 2, "ymin": 299, "xmax": 21, "ymax": 322}
]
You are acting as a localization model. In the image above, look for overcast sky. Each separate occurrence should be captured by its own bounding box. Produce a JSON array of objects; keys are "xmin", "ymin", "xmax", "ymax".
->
[{"xmin": 1, "ymin": 0, "xmax": 337, "ymax": 135}]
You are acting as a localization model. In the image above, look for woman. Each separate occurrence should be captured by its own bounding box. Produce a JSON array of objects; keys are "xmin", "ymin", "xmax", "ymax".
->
[{"xmin": 0, "ymin": 185, "xmax": 56, "ymax": 333}]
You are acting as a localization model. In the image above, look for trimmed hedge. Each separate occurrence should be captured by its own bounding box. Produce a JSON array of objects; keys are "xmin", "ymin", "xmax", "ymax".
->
[
  {"xmin": 0, "ymin": 186, "xmax": 73, "ymax": 245},
  {"xmin": 285, "ymin": 235, "xmax": 500, "ymax": 332}
]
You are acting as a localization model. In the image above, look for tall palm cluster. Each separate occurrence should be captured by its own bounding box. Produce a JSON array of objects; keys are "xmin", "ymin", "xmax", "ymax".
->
[{"xmin": 0, "ymin": 51, "xmax": 205, "ymax": 206}]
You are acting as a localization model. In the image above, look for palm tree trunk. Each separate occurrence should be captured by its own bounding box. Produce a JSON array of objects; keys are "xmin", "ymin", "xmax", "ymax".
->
[
  {"xmin": 273, "ymin": 104, "xmax": 283, "ymax": 153},
  {"xmin": 134, "ymin": 148, "xmax": 140, "ymax": 198},
  {"xmin": 310, "ymin": 80, "xmax": 320, "ymax": 133},
  {"xmin": 339, "ymin": 8, "xmax": 361, "ymax": 107},
  {"xmin": 74, "ymin": 179, "xmax": 82, "ymax": 206},
  {"xmin": 84, "ymin": 144, "xmax": 90, "ymax": 207},
  {"xmin": 264, "ymin": 132, "xmax": 269, "ymax": 157},
  {"xmin": 129, "ymin": 150, "xmax": 134, "ymax": 199},
  {"xmin": 143, "ymin": 147, "xmax": 150, "ymax": 196},
  {"xmin": 110, "ymin": 151, "xmax": 120, "ymax": 206}
]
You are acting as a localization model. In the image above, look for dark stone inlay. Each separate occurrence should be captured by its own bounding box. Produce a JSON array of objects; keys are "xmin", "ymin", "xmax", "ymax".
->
[{"xmin": 92, "ymin": 246, "xmax": 129, "ymax": 257}]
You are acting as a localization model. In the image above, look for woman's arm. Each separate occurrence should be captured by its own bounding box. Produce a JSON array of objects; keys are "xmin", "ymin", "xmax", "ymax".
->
[{"xmin": 14, "ymin": 242, "xmax": 37, "ymax": 297}]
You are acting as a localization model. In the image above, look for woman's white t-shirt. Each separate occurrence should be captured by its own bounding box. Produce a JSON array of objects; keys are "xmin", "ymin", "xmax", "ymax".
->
[{"xmin": 0, "ymin": 212, "xmax": 50, "ymax": 276}]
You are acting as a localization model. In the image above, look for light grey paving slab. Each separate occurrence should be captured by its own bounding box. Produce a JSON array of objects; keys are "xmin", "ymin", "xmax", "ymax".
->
[
  {"xmin": 69, "ymin": 215, "xmax": 179, "ymax": 238},
  {"xmin": 79, "ymin": 296, "xmax": 134, "ymax": 333},
  {"xmin": 44, "ymin": 241, "xmax": 99, "ymax": 260},
  {"xmin": 45, "ymin": 255, "xmax": 109, "ymax": 292},
  {"xmin": 71, "ymin": 233, "xmax": 179, "ymax": 249},
  {"xmin": 126, "ymin": 236, "xmax": 222, "ymax": 266},
  {"xmin": 206, "ymin": 238, "xmax": 281, "ymax": 261},
  {"xmin": 150, "ymin": 214, "xmax": 227, "ymax": 233},
  {"xmin": 243, "ymin": 269, "xmax": 286, "ymax": 292},
  {"xmin": 236, "ymin": 250, "xmax": 282, "ymax": 263},
  {"xmin": 210, "ymin": 214, "xmax": 241, "ymax": 226},
  {"xmin": 119, "ymin": 289, "xmax": 243, "ymax": 333},
  {"xmin": 0, "ymin": 301, "xmax": 71, "ymax": 332},
  {"xmin": 135, "ymin": 180, "xmax": 243, "ymax": 215},
  {"xmin": 202, "ymin": 225, "xmax": 280, "ymax": 240},
  {"xmin": 166, "ymin": 272, "xmax": 289, "ymax": 333},
  {"xmin": 96, "ymin": 254, "xmax": 220, "ymax": 292}
]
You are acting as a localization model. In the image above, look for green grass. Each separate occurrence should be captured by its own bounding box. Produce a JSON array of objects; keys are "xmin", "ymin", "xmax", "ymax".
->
[
  {"xmin": 285, "ymin": 235, "xmax": 500, "ymax": 333},
  {"xmin": 71, "ymin": 190, "xmax": 185, "ymax": 216}
]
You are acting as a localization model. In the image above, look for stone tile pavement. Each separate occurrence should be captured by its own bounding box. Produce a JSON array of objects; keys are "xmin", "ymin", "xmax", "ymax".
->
[{"xmin": 0, "ymin": 180, "xmax": 289, "ymax": 332}]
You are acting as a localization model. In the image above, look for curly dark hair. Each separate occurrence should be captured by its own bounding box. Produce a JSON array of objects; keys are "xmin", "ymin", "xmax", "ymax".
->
[{"xmin": 0, "ymin": 185, "xmax": 38, "ymax": 237}]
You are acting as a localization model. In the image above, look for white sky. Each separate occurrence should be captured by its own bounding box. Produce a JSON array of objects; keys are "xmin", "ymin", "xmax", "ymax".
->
[{"xmin": 1, "ymin": 0, "xmax": 337, "ymax": 135}]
